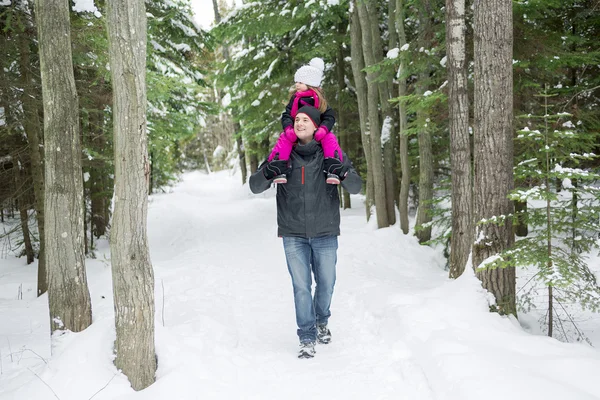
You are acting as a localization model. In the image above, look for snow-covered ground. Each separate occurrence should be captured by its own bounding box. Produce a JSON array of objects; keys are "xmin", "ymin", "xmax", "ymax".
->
[{"xmin": 1, "ymin": 170, "xmax": 600, "ymax": 400}]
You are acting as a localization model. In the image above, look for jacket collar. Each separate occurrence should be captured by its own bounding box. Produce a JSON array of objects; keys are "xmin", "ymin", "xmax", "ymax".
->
[{"xmin": 295, "ymin": 140, "xmax": 319, "ymax": 156}]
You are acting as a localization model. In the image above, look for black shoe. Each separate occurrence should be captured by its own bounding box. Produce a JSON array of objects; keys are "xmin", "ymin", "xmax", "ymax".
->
[
  {"xmin": 298, "ymin": 341, "xmax": 316, "ymax": 358},
  {"xmin": 273, "ymin": 174, "xmax": 287, "ymax": 184},
  {"xmin": 326, "ymin": 173, "xmax": 340, "ymax": 185},
  {"xmin": 317, "ymin": 324, "xmax": 331, "ymax": 344}
]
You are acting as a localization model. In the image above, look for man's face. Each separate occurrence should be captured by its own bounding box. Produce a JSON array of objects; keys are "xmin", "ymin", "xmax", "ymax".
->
[{"xmin": 294, "ymin": 113, "xmax": 317, "ymax": 144}]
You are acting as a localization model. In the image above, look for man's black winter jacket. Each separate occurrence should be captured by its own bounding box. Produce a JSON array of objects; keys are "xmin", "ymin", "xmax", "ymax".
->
[{"xmin": 249, "ymin": 141, "xmax": 362, "ymax": 238}]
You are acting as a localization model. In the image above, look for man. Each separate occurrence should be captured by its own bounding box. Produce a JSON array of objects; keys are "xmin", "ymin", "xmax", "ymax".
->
[{"xmin": 249, "ymin": 105, "xmax": 362, "ymax": 358}]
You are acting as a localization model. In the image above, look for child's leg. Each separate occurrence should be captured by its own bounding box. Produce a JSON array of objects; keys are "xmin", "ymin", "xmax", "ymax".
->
[
  {"xmin": 268, "ymin": 131, "xmax": 295, "ymax": 162},
  {"xmin": 320, "ymin": 132, "xmax": 343, "ymax": 161}
]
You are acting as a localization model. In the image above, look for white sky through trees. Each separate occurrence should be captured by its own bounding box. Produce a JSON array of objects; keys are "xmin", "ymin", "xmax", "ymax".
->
[{"xmin": 190, "ymin": 0, "xmax": 243, "ymax": 30}]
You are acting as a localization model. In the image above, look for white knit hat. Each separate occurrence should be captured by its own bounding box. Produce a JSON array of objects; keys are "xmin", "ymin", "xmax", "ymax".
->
[{"xmin": 294, "ymin": 57, "xmax": 325, "ymax": 88}]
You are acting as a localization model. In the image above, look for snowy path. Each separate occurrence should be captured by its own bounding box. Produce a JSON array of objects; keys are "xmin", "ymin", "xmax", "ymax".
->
[{"xmin": 1, "ymin": 170, "xmax": 600, "ymax": 400}]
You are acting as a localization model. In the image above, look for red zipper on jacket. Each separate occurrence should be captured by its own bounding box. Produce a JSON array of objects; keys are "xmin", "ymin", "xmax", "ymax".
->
[{"xmin": 301, "ymin": 166, "xmax": 305, "ymax": 185}]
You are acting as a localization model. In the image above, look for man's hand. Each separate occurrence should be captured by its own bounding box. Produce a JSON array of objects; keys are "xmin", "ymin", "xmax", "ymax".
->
[{"xmin": 263, "ymin": 158, "xmax": 292, "ymax": 180}]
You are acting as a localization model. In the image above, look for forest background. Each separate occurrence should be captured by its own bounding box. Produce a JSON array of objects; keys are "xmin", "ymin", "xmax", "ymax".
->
[{"xmin": 0, "ymin": 0, "xmax": 599, "ymax": 391}]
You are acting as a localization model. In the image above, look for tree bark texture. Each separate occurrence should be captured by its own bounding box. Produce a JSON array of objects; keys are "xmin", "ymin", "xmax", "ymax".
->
[
  {"xmin": 447, "ymin": 0, "xmax": 473, "ymax": 278},
  {"xmin": 335, "ymin": 42, "xmax": 351, "ymax": 209},
  {"xmin": 357, "ymin": 0, "xmax": 389, "ymax": 228},
  {"xmin": 396, "ymin": 0, "xmax": 410, "ymax": 234},
  {"xmin": 19, "ymin": 30, "xmax": 47, "ymax": 293},
  {"xmin": 368, "ymin": 8, "xmax": 396, "ymax": 225},
  {"xmin": 35, "ymin": 0, "xmax": 92, "ymax": 333},
  {"xmin": 15, "ymin": 161, "xmax": 34, "ymax": 264},
  {"xmin": 88, "ymin": 109, "xmax": 111, "ymax": 238},
  {"xmin": 350, "ymin": 2, "xmax": 374, "ymax": 220},
  {"xmin": 107, "ymin": 0, "xmax": 156, "ymax": 390},
  {"xmin": 514, "ymin": 200, "xmax": 528, "ymax": 237},
  {"xmin": 473, "ymin": 0, "xmax": 516, "ymax": 315},
  {"xmin": 414, "ymin": 4, "xmax": 434, "ymax": 244},
  {"xmin": 414, "ymin": 86, "xmax": 434, "ymax": 244}
]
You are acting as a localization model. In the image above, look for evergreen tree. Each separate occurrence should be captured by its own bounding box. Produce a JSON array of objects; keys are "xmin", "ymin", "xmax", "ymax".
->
[
  {"xmin": 146, "ymin": 0, "xmax": 212, "ymax": 189},
  {"xmin": 214, "ymin": 0, "xmax": 353, "ymax": 169},
  {"xmin": 508, "ymin": 91, "xmax": 600, "ymax": 341}
]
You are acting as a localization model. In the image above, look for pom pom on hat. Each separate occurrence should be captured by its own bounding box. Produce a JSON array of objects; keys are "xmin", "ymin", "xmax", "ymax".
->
[{"xmin": 294, "ymin": 57, "xmax": 325, "ymax": 88}]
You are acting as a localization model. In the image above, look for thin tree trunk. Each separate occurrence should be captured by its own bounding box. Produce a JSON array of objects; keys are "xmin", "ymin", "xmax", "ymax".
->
[
  {"xmin": 19, "ymin": 30, "xmax": 47, "ymax": 290},
  {"xmin": 388, "ymin": 0, "xmax": 400, "ymax": 210},
  {"xmin": 447, "ymin": 0, "xmax": 473, "ymax": 277},
  {"xmin": 370, "ymin": 6, "xmax": 396, "ymax": 225},
  {"xmin": 249, "ymin": 150, "xmax": 259, "ymax": 175},
  {"xmin": 357, "ymin": 0, "xmax": 389, "ymax": 228},
  {"xmin": 514, "ymin": 200, "xmax": 528, "ymax": 237},
  {"xmin": 414, "ymin": 74, "xmax": 434, "ymax": 243},
  {"xmin": 107, "ymin": 0, "xmax": 156, "ymax": 390},
  {"xmin": 414, "ymin": 3, "xmax": 434, "ymax": 244},
  {"xmin": 350, "ymin": 2, "xmax": 373, "ymax": 219},
  {"xmin": 335, "ymin": 36, "xmax": 351, "ymax": 209},
  {"xmin": 473, "ymin": 0, "xmax": 516, "ymax": 315},
  {"xmin": 36, "ymin": 0, "xmax": 92, "ymax": 333},
  {"xmin": 396, "ymin": 0, "xmax": 410, "ymax": 234},
  {"xmin": 235, "ymin": 129, "xmax": 247, "ymax": 183},
  {"xmin": 213, "ymin": 0, "xmax": 245, "ymax": 183},
  {"xmin": 90, "ymin": 111, "xmax": 108, "ymax": 237},
  {"xmin": 15, "ymin": 162, "xmax": 34, "ymax": 264}
]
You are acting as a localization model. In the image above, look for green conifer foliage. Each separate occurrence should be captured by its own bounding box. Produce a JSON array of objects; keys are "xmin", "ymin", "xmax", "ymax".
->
[
  {"xmin": 146, "ymin": 0, "xmax": 213, "ymax": 188},
  {"xmin": 213, "ymin": 0, "xmax": 351, "ymax": 162},
  {"xmin": 506, "ymin": 0, "xmax": 600, "ymax": 340},
  {"xmin": 386, "ymin": 0, "xmax": 449, "ymax": 242},
  {"xmin": 503, "ymin": 92, "xmax": 600, "ymax": 341}
]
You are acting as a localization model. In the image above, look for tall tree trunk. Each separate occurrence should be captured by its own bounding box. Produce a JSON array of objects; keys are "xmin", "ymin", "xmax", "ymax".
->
[
  {"xmin": 414, "ymin": 3, "xmax": 434, "ymax": 244},
  {"xmin": 414, "ymin": 78, "xmax": 434, "ymax": 244},
  {"xmin": 447, "ymin": 0, "xmax": 472, "ymax": 278},
  {"xmin": 335, "ymin": 35, "xmax": 351, "ymax": 209},
  {"xmin": 396, "ymin": 0, "xmax": 410, "ymax": 234},
  {"xmin": 473, "ymin": 0, "xmax": 516, "ymax": 315},
  {"xmin": 36, "ymin": 0, "xmax": 92, "ymax": 333},
  {"xmin": 357, "ymin": 0, "xmax": 389, "ymax": 228},
  {"xmin": 19, "ymin": 29, "xmax": 47, "ymax": 291},
  {"xmin": 90, "ymin": 111, "xmax": 109, "ymax": 237},
  {"xmin": 235, "ymin": 128, "xmax": 247, "ymax": 183},
  {"xmin": 350, "ymin": 2, "xmax": 373, "ymax": 219},
  {"xmin": 370, "ymin": 6, "xmax": 396, "ymax": 225},
  {"xmin": 213, "ymin": 0, "xmax": 245, "ymax": 183},
  {"xmin": 107, "ymin": 0, "xmax": 156, "ymax": 390}
]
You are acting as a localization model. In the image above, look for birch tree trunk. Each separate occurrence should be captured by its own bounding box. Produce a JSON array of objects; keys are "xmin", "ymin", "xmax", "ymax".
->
[
  {"xmin": 350, "ymin": 2, "xmax": 374, "ymax": 220},
  {"xmin": 447, "ymin": 0, "xmax": 472, "ymax": 278},
  {"xmin": 36, "ymin": 0, "xmax": 92, "ymax": 334},
  {"xmin": 473, "ymin": 0, "xmax": 516, "ymax": 315},
  {"xmin": 107, "ymin": 0, "xmax": 156, "ymax": 390},
  {"xmin": 357, "ymin": 0, "xmax": 389, "ymax": 228},
  {"xmin": 396, "ymin": 0, "xmax": 410, "ymax": 234}
]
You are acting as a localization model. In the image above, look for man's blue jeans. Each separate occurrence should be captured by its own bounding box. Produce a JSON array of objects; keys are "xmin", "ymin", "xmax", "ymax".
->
[{"xmin": 282, "ymin": 235, "xmax": 338, "ymax": 343}]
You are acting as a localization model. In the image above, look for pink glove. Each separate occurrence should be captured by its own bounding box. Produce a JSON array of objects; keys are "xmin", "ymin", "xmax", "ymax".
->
[
  {"xmin": 283, "ymin": 125, "xmax": 297, "ymax": 142},
  {"xmin": 314, "ymin": 126, "xmax": 329, "ymax": 142}
]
